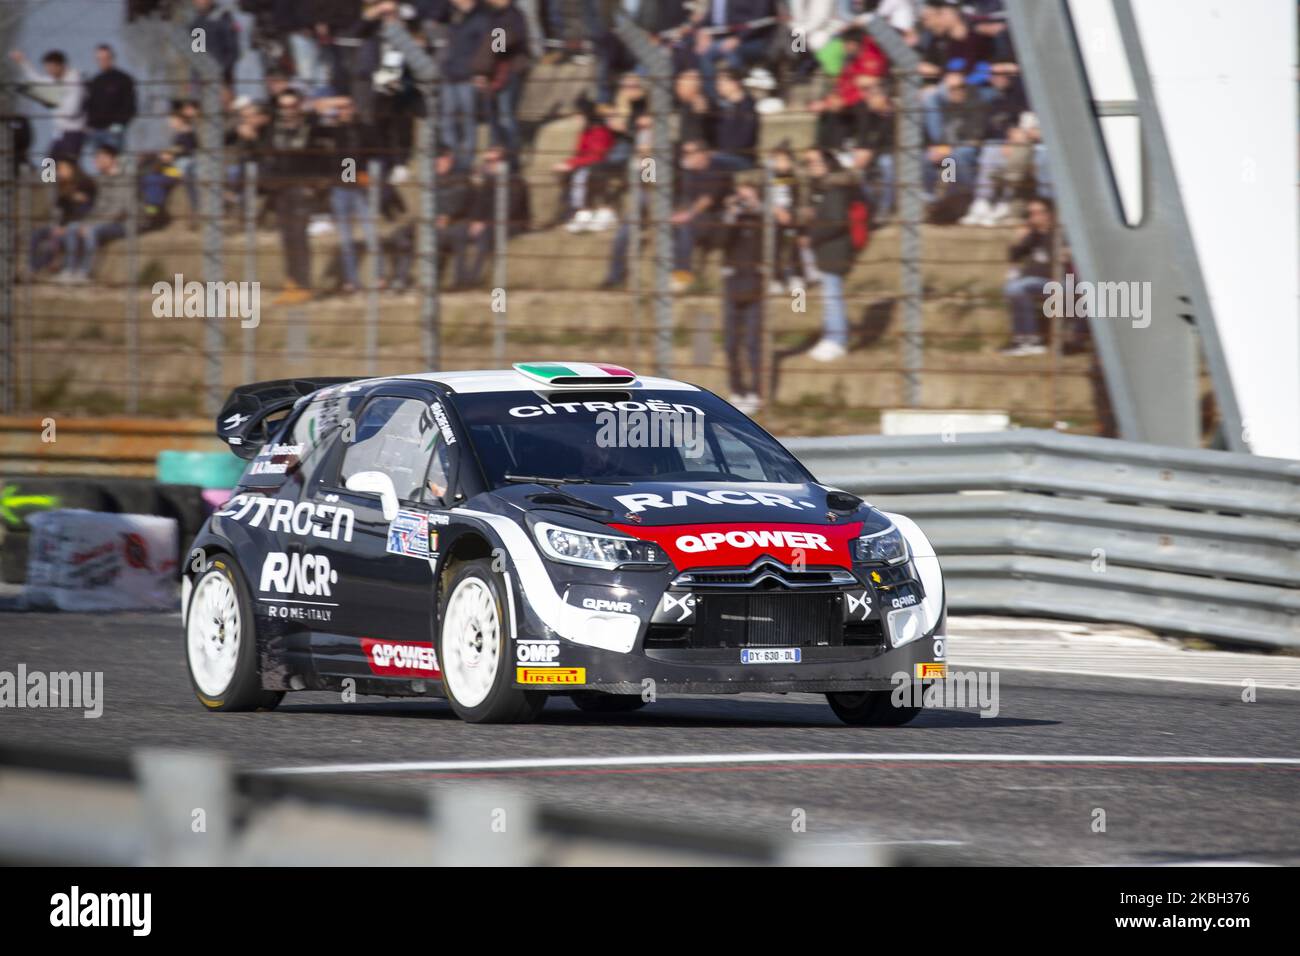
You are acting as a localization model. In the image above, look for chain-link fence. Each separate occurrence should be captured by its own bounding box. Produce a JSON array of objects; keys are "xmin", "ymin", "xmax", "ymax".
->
[{"xmin": 0, "ymin": 1, "xmax": 1108, "ymax": 437}]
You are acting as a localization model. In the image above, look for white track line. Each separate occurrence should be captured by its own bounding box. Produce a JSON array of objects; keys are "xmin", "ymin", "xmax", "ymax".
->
[{"xmin": 256, "ymin": 753, "xmax": 1300, "ymax": 776}]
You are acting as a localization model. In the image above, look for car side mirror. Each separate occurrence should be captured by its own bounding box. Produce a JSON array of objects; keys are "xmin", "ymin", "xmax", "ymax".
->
[{"xmin": 344, "ymin": 470, "xmax": 399, "ymax": 521}]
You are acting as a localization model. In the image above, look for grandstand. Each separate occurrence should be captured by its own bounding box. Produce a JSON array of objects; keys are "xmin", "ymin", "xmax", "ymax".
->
[{"xmin": 4, "ymin": 1, "xmax": 1115, "ymax": 435}]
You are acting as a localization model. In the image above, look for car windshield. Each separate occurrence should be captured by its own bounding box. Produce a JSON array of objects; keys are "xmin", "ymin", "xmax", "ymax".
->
[{"xmin": 448, "ymin": 389, "xmax": 811, "ymax": 488}]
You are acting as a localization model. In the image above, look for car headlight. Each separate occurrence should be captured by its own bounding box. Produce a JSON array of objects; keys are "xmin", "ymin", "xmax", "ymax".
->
[
  {"xmin": 533, "ymin": 521, "xmax": 664, "ymax": 570},
  {"xmin": 853, "ymin": 525, "xmax": 910, "ymax": 565}
]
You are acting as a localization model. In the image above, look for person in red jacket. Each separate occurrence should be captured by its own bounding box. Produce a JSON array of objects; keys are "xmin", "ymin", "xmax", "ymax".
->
[
  {"xmin": 552, "ymin": 96, "xmax": 617, "ymax": 233},
  {"xmin": 836, "ymin": 29, "xmax": 889, "ymax": 108},
  {"xmin": 808, "ymin": 28, "xmax": 889, "ymax": 120}
]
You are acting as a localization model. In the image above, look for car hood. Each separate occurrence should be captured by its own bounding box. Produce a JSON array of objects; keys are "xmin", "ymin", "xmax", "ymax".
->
[{"xmin": 491, "ymin": 480, "xmax": 894, "ymax": 570}]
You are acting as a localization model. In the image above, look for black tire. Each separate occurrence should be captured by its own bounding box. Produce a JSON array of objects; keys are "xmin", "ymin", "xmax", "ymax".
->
[
  {"xmin": 569, "ymin": 691, "xmax": 649, "ymax": 714},
  {"xmin": 826, "ymin": 690, "xmax": 920, "ymax": 726},
  {"xmin": 437, "ymin": 558, "xmax": 546, "ymax": 724},
  {"xmin": 184, "ymin": 557, "xmax": 283, "ymax": 712}
]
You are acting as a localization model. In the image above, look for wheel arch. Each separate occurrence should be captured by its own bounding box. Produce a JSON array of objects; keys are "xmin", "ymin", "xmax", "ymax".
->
[
  {"xmin": 181, "ymin": 544, "xmax": 236, "ymax": 627},
  {"xmin": 440, "ymin": 528, "xmax": 496, "ymax": 568},
  {"xmin": 435, "ymin": 527, "xmax": 515, "ymax": 634},
  {"xmin": 182, "ymin": 548, "xmax": 275, "ymax": 686}
]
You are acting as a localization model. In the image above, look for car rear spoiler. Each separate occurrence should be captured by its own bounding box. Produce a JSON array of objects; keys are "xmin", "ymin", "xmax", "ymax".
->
[{"xmin": 216, "ymin": 377, "xmax": 361, "ymax": 459}]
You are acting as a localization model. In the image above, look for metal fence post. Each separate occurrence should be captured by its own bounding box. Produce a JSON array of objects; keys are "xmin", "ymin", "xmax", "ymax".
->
[
  {"xmin": 761, "ymin": 159, "xmax": 776, "ymax": 401},
  {"xmin": 0, "ymin": 119, "xmax": 13, "ymax": 414},
  {"xmin": 431, "ymin": 787, "xmax": 537, "ymax": 865},
  {"xmin": 366, "ymin": 158, "xmax": 382, "ymax": 376},
  {"xmin": 134, "ymin": 749, "xmax": 231, "ymax": 866},
  {"xmin": 17, "ymin": 162, "xmax": 31, "ymax": 410},
  {"xmin": 124, "ymin": 152, "xmax": 140, "ymax": 413},
  {"xmin": 381, "ymin": 19, "xmax": 440, "ymax": 371},
  {"xmin": 864, "ymin": 20, "xmax": 923, "ymax": 407},
  {"xmin": 648, "ymin": 47, "xmax": 674, "ymax": 378},
  {"xmin": 3, "ymin": 10, "xmax": 26, "ymax": 409},
  {"xmin": 626, "ymin": 151, "xmax": 642, "ymax": 354},
  {"xmin": 242, "ymin": 160, "xmax": 257, "ymax": 384},
  {"xmin": 190, "ymin": 45, "xmax": 226, "ymax": 416},
  {"xmin": 1049, "ymin": 214, "xmax": 1064, "ymax": 420},
  {"xmin": 492, "ymin": 160, "xmax": 508, "ymax": 364},
  {"xmin": 517, "ymin": 0, "xmax": 545, "ymax": 60},
  {"xmin": 614, "ymin": 14, "xmax": 674, "ymax": 377},
  {"xmin": 417, "ymin": 104, "xmax": 440, "ymax": 371}
]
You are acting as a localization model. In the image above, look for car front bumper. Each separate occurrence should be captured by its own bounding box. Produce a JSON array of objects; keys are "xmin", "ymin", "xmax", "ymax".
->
[
  {"xmin": 506, "ymin": 515, "xmax": 947, "ymax": 695},
  {"xmin": 512, "ymin": 601, "xmax": 947, "ymax": 695}
]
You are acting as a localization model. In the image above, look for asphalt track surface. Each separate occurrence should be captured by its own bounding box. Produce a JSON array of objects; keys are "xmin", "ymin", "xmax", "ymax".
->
[{"xmin": 3, "ymin": 612, "xmax": 1299, "ymax": 865}]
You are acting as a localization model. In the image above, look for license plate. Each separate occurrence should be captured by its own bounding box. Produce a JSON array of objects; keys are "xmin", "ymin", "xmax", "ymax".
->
[{"xmin": 740, "ymin": 647, "xmax": 802, "ymax": 664}]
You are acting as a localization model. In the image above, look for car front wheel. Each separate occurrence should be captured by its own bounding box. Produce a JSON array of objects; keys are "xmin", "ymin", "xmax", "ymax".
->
[{"xmin": 438, "ymin": 558, "xmax": 546, "ymax": 724}]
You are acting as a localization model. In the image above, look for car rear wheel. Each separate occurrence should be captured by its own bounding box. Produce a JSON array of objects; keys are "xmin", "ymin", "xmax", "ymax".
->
[
  {"xmin": 826, "ymin": 690, "xmax": 919, "ymax": 726},
  {"xmin": 569, "ymin": 691, "xmax": 648, "ymax": 714},
  {"xmin": 185, "ymin": 558, "xmax": 283, "ymax": 712},
  {"xmin": 438, "ymin": 558, "xmax": 546, "ymax": 724}
]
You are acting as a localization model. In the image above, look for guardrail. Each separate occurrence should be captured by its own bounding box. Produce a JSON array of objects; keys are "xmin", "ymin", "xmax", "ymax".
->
[{"xmin": 786, "ymin": 430, "xmax": 1300, "ymax": 649}]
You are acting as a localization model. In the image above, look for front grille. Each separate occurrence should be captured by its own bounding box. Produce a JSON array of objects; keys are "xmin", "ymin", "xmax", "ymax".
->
[
  {"xmin": 692, "ymin": 592, "xmax": 842, "ymax": 648},
  {"xmin": 673, "ymin": 558, "xmax": 857, "ymax": 591}
]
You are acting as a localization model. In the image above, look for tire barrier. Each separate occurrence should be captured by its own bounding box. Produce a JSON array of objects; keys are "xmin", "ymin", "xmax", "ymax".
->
[
  {"xmin": 0, "ymin": 476, "xmax": 207, "ymax": 585},
  {"xmin": 24, "ymin": 510, "xmax": 180, "ymax": 612}
]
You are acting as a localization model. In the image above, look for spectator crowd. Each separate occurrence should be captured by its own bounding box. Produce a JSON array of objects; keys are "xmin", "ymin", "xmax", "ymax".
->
[{"xmin": 13, "ymin": 0, "xmax": 1073, "ymax": 408}]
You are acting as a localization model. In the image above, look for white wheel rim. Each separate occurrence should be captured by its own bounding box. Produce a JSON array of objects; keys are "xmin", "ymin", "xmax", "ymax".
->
[
  {"xmin": 441, "ymin": 577, "xmax": 501, "ymax": 708},
  {"xmin": 187, "ymin": 571, "xmax": 242, "ymax": 697}
]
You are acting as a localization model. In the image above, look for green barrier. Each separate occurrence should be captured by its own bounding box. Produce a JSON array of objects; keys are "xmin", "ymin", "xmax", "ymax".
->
[
  {"xmin": 156, "ymin": 450, "xmax": 244, "ymax": 489},
  {"xmin": 0, "ymin": 484, "xmax": 62, "ymax": 527}
]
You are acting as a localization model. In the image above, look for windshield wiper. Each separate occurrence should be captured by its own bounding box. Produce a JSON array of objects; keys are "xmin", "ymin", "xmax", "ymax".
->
[{"xmin": 502, "ymin": 474, "xmax": 630, "ymax": 486}]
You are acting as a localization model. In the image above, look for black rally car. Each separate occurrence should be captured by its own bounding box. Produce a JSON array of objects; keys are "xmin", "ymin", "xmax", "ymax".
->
[{"xmin": 183, "ymin": 363, "xmax": 946, "ymax": 724}]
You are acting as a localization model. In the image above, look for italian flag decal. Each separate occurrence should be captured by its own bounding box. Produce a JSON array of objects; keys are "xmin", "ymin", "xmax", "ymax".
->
[{"xmin": 513, "ymin": 362, "xmax": 636, "ymax": 387}]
